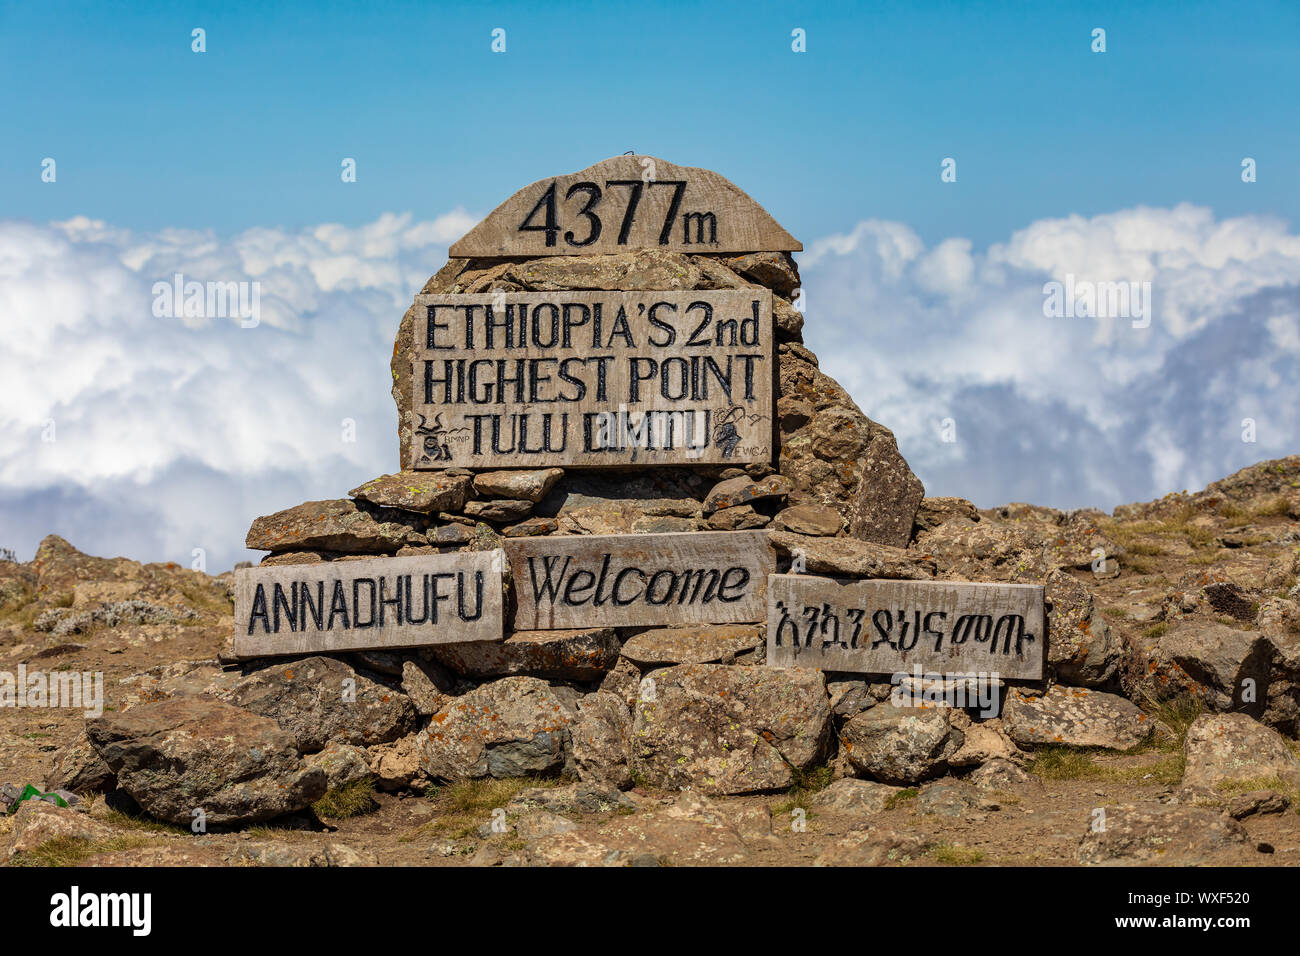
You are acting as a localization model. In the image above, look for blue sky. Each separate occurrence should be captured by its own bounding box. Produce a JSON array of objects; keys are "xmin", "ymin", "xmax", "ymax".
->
[
  {"xmin": 4, "ymin": 0, "xmax": 1297, "ymax": 246},
  {"xmin": 1, "ymin": 1, "xmax": 1298, "ymax": 569}
]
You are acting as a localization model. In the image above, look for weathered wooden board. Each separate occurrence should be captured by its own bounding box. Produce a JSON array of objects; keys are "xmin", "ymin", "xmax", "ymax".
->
[
  {"xmin": 507, "ymin": 531, "xmax": 775, "ymax": 629},
  {"xmin": 765, "ymin": 575, "xmax": 1045, "ymax": 680},
  {"xmin": 232, "ymin": 552, "xmax": 505, "ymax": 658},
  {"xmin": 449, "ymin": 155, "xmax": 801, "ymax": 258},
  {"xmin": 411, "ymin": 289, "xmax": 773, "ymax": 469}
]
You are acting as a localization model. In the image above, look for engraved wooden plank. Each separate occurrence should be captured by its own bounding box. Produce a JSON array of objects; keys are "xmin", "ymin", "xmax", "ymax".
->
[
  {"xmin": 232, "ymin": 552, "xmax": 505, "ymax": 659},
  {"xmin": 766, "ymin": 575, "xmax": 1045, "ymax": 680},
  {"xmin": 411, "ymin": 289, "xmax": 773, "ymax": 469},
  {"xmin": 449, "ymin": 156, "xmax": 801, "ymax": 257},
  {"xmin": 507, "ymin": 531, "xmax": 775, "ymax": 629}
]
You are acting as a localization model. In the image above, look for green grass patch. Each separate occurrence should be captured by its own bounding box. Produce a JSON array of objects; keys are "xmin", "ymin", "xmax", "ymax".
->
[
  {"xmin": 312, "ymin": 778, "xmax": 378, "ymax": 819},
  {"xmin": 1026, "ymin": 745, "xmax": 1184, "ymax": 786},
  {"xmin": 930, "ymin": 843, "xmax": 984, "ymax": 865},
  {"xmin": 421, "ymin": 776, "xmax": 560, "ymax": 839},
  {"xmin": 7, "ymin": 834, "xmax": 150, "ymax": 867},
  {"xmin": 884, "ymin": 788, "xmax": 918, "ymax": 810}
]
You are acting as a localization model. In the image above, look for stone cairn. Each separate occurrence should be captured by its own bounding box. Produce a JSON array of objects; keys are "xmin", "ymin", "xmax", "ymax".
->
[{"xmin": 66, "ymin": 157, "xmax": 1299, "ymax": 835}]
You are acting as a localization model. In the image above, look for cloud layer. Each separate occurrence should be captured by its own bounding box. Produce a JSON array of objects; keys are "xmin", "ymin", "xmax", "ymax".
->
[{"xmin": 1, "ymin": 204, "xmax": 1296, "ymax": 570}]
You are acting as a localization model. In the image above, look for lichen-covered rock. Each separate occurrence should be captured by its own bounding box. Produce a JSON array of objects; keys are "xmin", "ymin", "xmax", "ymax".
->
[
  {"xmin": 6, "ymin": 801, "xmax": 116, "ymax": 860},
  {"xmin": 85, "ymin": 697, "xmax": 326, "ymax": 826},
  {"xmin": 619, "ymin": 625, "xmax": 763, "ymax": 667},
  {"xmin": 839, "ymin": 706, "xmax": 964, "ymax": 785},
  {"xmin": 914, "ymin": 496, "xmax": 980, "ymax": 532},
  {"xmin": 430, "ymin": 628, "xmax": 620, "ymax": 681},
  {"xmin": 1124, "ymin": 620, "xmax": 1272, "ymax": 713},
  {"xmin": 349, "ymin": 472, "xmax": 472, "ymax": 514},
  {"xmin": 707, "ymin": 504, "xmax": 770, "ymax": 530},
  {"xmin": 1076, "ymin": 803, "xmax": 1247, "ymax": 865},
  {"xmin": 813, "ymin": 824, "xmax": 932, "ymax": 866},
  {"xmin": 571, "ymin": 691, "xmax": 632, "ymax": 789},
  {"xmin": 246, "ymin": 499, "xmax": 420, "ymax": 554},
  {"xmin": 1044, "ymin": 570, "xmax": 1122, "ymax": 687},
  {"xmin": 1002, "ymin": 686, "xmax": 1151, "ymax": 750},
  {"xmin": 44, "ymin": 733, "xmax": 116, "ymax": 795},
  {"xmin": 214, "ymin": 656, "xmax": 417, "ymax": 753},
  {"xmin": 303, "ymin": 742, "xmax": 375, "ymax": 790},
  {"xmin": 488, "ymin": 792, "xmax": 751, "ymax": 867},
  {"xmin": 1182, "ymin": 713, "xmax": 1300, "ymax": 789},
  {"xmin": 810, "ymin": 778, "xmax": 901, "ymax": 814},
  {"xmin": 418, "ymin": 677, "xmax": 577, "ymax": 781},
  {"xmin": 629, "ymin": 663, "xmax": 831, "ymax": 795}
]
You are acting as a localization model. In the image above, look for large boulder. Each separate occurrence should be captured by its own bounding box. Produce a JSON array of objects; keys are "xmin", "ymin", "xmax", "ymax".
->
[
  {"xmin": 629, "ymin": 663, "xmax": 831, "ymax": 795},
  {"xmin": 417, "ymin": 677, "xmax": 578, "ymax": 780},
  {"xmin": 214, "ymin": 656, "xmax": 417, "ymax": 753},
  {"xmin": 839, "ymin": 706, "xmax": 964, "ymax": 785},
  {"xmin": 85, "ymin": 697, "xmax": 326, "ymax": 826},
  {"xmin": 1125, "ymin": 620, "xmax": 1272, "ymax": 714},
  {"xmin": 1182, "ymin": 713, "xmax": 1300, "ymax": 789},
  {"xmin": 1001, "ymin": 686, "xmax": 1151, "ymax": 750}
]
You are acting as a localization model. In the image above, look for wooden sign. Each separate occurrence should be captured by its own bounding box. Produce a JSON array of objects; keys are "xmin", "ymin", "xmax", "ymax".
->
[
  {"xmin": 232, "ymin": 553, "xmax": 505, "ymax": 659},
  {"xmin": 506, "ymin": 531, "xmax": 775, "ymax": 629},
  {"xmin": 449, "ymin": 155, "xmax": 801, "ymax": 258},
  {"xmin": 765, "ymin": 575, "xmax": 1045, "ymax": 680},
  {"xmin": 411, "ymin": 289, "xmax": 774, "ymax": 469}
]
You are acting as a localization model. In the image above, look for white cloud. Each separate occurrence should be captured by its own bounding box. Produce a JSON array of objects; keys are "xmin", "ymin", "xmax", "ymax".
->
[{"xmin": 0, "ymin": 203, "xmax": 1296, "ymax": 570}]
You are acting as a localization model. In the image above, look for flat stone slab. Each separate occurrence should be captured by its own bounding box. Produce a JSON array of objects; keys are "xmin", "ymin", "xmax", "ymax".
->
[
  {"xmin": 1002, "ymin": 686, "xmax": 1151, "ymax": 750},
  {"xmin": 232, "ymin": 552, "xmax": 505, "ymax": 658},
  {"xmin": 619, "ymin": 624, "xmax": 763, "ymax": 666},
  {"xmin": 506, "ymin": 531, "xmax": 774, "ymax": 629},
  {"xmin": 765, "ymin": 574, "xmax": 1045, "ymax": 680}
]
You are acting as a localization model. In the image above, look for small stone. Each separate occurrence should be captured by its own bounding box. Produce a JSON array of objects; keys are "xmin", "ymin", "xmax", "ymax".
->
[
  {"xmin": 472, "ymin": 469, "xmax": 564, "ymax": 503},
  {"xmin": 706, "ymin": 505, "xmax": 770, "ymax": 531},
  {"xmin": 772, "ymin": 504, "xmax": 843, "ymax": 536},
  {"xmin": 1227, "ymin": 789, "xmax": 1290, "ymax": 819},
  {"xmin": 465, "ymin": 499, "xmax": 534, "ymax": 523},
  {"xmin": 349, "ymin": 472, "xmax": 472, "ymax": 513},
  {"xmin": 503, "ymin": 517, "xmax": 559, "ymax": 537},
  {"xmin": 703, "ymin": 475, "xmax": 792, "ymax": 515},
  {"xmin": 810, "ymin": 778, "xmax": 900, "ymax": 814}
]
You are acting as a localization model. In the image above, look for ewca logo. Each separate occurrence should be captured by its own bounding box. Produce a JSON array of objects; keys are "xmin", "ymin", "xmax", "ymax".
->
[{"xmin": 49, "ymin": 886, "xmax": 151, "ymax": 936}]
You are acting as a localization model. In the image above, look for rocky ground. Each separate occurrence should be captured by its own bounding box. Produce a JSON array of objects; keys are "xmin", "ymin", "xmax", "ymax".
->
[{"xmin": 2, "ymin": 456, "xmax": 1299, "ymax": 867}]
